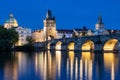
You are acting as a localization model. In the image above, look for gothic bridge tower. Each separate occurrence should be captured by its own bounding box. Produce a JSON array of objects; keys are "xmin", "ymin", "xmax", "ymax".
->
[{"xmin": 43, "ymin": 10, "xmax": 57, "ymax": 40}]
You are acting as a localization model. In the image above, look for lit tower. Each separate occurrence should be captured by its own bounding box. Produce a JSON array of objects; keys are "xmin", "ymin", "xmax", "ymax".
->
[
  {"xmin": 43, "ymin": 10, "xmax": 57, "ymax": 40},
  {"xmin": 4, "ymin": 14, "xmax": 18, "ymax": 29},
  {"xmin": 95, "ymin": 16, "xmax": 104, "ymax": 30}
]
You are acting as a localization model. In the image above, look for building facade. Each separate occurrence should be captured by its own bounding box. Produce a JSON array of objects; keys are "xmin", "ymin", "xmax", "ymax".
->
[
  {"xmin": 32, "ymin": 30, "xmax": 45, "ymax": 42},
  {"xmin": 57, "ymin": 29, "xmax": 73, "ymax": 38},
  {"xmin": 15, "ymin": 26, "xmax": 31, "ymax": 46}
]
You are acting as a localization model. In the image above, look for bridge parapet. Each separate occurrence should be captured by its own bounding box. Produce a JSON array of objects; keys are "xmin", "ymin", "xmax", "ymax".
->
[{"xmin": 34, "ymin": 34, "xmax": 120, "ymax": 51}]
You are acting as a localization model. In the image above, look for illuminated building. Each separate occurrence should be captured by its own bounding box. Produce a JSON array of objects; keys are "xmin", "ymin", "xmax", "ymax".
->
[
  {"xmin": 32, "ymin": 29, "xmax": 45, "ymax": 42},
  {"xmin": 15, "ymin": 26, "xmax": 31, "ymax": 46},
  {"xmin": 57, "ymin": 29, "xmax": 73, "ymax": 38},
  {"xmin": 4, "ymin": 14, "xmax": 18, "ymax": 29},
  {"xmin": 32, "ymin": 10, "xmax": 93, "ymax": 42},
  {"xmin": 43, "ymin": 10, "xmax": 57, "ymax": 40},
  {"xmin": 32, "ymin": 10, "xmax": 57, "ymax": 42},
  {"xmin": 87, "ymin": 30, "xmax": 93, "ymax": 36}
]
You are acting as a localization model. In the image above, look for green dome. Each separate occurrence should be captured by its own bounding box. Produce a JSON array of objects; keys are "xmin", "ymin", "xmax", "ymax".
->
[
  {"xmin": 4, "ymin": 14, "xmax": 18, "ymax": 27},
  {"xmin": 5, "ymin": 14, "xmax": 18, "ymax": 24}
]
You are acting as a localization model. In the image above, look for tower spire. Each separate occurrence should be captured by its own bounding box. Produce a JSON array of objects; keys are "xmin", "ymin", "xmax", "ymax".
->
[
  {"xmin": 46, "ymin": 9, "xmax": 56, "ymax": 20},
  {"xmin": 46, "ymin": 10, "xmax": 52, "ymax": 19},
  {"xmin": 97, "ymin": 15, "xmax": 104, "ymax": 24},
  {"xmin": 95, "ymin": 15, "xmax": 104, "ymax": 31}
]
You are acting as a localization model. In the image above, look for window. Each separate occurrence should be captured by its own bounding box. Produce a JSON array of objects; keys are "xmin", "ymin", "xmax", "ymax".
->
[
  {"xmin": 27, "ymin": 31, "xmax": 30, "ymax": 33},
  {"xmin": 21, "ymin": 35, "xmax": 24, "ymax": 37},
  {"xmin": 21, "ymin": 31, "xmax": 24, "ymax": 33},
  {"xmin": 21, "ymin": 39, "xmax": 24, "ymax": 41}
]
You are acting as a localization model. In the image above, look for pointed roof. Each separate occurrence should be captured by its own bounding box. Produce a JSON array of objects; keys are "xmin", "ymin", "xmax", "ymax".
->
[
  {"xmin": 46, "ymin": 10, "xmax": 52, "ymax": 19},
  {"xmin": 96, "ymin": 16, "xmax": 104, "ymax": 24},
  {"xmin": 46, "ymin": 10, "xmax": 55, "ymax": 20}
]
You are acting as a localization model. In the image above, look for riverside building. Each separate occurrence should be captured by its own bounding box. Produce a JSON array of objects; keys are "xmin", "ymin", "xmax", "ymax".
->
[{"xmin": 4, "ymin": 14, "xmax": 32, "ymax": 46}]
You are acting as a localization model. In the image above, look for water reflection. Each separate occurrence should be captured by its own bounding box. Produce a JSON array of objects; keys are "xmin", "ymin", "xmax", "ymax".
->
[
  {"xmin": 68, "ymin": 51, "xmax": 74, "ymax": 80},
  {"xmin": 0, "ymin": 51, "xmax": 120, "ymax": 80},
  {"xmin": 56, "ymin": 51, "xmax": 61, "ymax": 78},
  {"xmin": 35, "ymin": 51, "xmax": 56, "ymax": 80},
  {"xmin": 104, "ymin": 52, "xmax": 119, "ymax": 80},
  {"xmin": 4, "ymin": 56, "xmax": 18, "ymax": 80},
  {"xmin": 81, "ymin": 52, "xmax": 93, "ymax": 80}
]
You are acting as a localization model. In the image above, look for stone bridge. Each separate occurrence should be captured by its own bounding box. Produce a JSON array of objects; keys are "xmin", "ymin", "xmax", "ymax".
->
[
  {"xmin": 33, "ymin": 34, "xmax": 120, "ymax": 51},
  {"xmin": 45, "ymin": 34, "xmax": 120, "ymax": 52}
]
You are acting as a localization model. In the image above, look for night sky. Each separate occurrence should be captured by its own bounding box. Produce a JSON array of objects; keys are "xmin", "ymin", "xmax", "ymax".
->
[{"xmin": 0, "ymin": 0, "xmax": 120, "ymax": 30}]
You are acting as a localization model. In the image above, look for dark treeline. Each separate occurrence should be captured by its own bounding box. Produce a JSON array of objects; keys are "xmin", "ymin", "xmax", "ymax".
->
[
  {"xmin": 15, "ymin": 44, "xmax": 35, "ymax": 52},
  {"xmin": 0, "ymin": 25, "xmax": 19, "ymax": 51}
]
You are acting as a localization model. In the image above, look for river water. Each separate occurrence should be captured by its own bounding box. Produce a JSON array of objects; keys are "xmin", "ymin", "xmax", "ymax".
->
[{"xmin": 0, "ymin": 51, "xmax": 120, "ymax": 80}]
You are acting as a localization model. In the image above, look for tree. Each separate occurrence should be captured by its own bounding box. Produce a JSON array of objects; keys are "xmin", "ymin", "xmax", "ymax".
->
[
  {"xmin": 8, "ymin": 28, "xmax": 19, "ymax": 45},
  {"xmin": 25, "ymin": 36, "xmax": 34, "ymax": 51},
  {"xmin": 26, "ymin": 36, "xmax": 34, "ymax": 44},
  {"xmin": 0, "ymin": 25, "xmax": 19, "ymax": 51}
]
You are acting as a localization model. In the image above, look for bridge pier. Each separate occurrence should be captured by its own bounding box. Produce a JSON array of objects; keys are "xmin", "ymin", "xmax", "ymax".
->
[
  {"xmin": 50, "ymin": 43, "xmax": 56, "ymax": 50},
  {"xmin": 61, "ymin": 44, "xmax": 67, "ymax": 50},
  {"xmin": 94, "ymin": 44, "xmax": 103, "ymax": 52},
  {"xmin": 75, "ymin": 45, "xmax": 81, "ymax": 51}
]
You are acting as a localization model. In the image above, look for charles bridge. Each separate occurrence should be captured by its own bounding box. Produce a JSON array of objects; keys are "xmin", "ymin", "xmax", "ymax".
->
[{"xmin": 33, "ymin": 34, "xmax": 120, "ymax": 52}]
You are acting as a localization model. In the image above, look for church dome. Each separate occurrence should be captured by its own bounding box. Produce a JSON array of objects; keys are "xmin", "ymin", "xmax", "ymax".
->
[{"xmin": 5, "ymin": 14, "xmax": 18, "ymax": 27}]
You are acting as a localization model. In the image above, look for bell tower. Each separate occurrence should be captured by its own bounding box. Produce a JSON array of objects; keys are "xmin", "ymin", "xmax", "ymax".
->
[
  {"xmin": 95, "ymin": 16, "xmax": 104, "ymax": 30},
  {"xmin": 43, "ymin": 10, "xmax": 57, "ymax": 40}
]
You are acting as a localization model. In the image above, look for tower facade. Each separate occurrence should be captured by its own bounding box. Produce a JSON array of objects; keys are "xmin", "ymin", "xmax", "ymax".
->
[
  {"xmin": 93, "ymin": 15, "xmax": 109, "ymax": 35},
  {"xmin": 4, "ymin": 14, "xmax": 18, "ymax": 29},
  {"xmin": 43, "ymin": 10, "xmax": 57, "ymax": 40},
  {"xmin": 95, "ymin": 16, "xmax": 104, "ymax": 30}
]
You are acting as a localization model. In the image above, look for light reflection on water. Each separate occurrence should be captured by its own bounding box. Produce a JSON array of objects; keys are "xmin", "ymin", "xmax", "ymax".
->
[{"xmin": 0, "ymin": 51, "xmax": 120, "ymax": 80}]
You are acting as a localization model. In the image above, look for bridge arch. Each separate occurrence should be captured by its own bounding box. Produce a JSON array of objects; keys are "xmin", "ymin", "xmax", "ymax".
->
[
  {"xmin": 81, "ymin": 40, "xmax": 94, "ymax": 51},
  {"xmin": 68, "ymin": 41, "xmax": 75, "ymax": 50},
  {"xmin": 103, "ymin": 39, "xmax": 119, "ymax": 51},
  {"xmin": 55, "ymin": 41, "xmax": 62, "ymax": 50}
]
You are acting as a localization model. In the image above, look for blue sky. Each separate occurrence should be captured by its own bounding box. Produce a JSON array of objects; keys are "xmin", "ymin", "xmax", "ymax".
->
[{"xmin": 0, "ymin": 0, "xmax": 120, "ymax": 30}]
